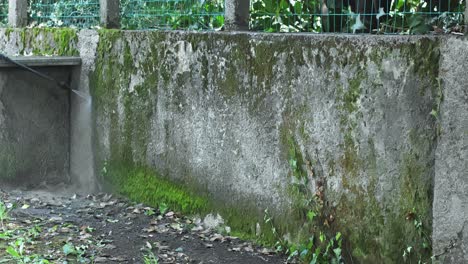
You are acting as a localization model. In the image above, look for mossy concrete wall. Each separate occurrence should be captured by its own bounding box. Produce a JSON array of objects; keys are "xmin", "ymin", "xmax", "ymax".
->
[
  {"xmin": 91, "ymin": 31, "xmax": 439, "ymax": 263},
  {"xmin": 0, "ymin": 28, "xmax": 466, "ymax": 263}
]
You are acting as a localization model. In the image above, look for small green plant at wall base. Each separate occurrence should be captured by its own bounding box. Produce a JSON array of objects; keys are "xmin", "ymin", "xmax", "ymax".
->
[
  {"xmin": 263, "ymin": 209, "xmax": 343, "ymax": 263},
  {"xmin": 402, "ymin": 208, "xmax": 432, "ymax": 263},
  {"xmin": 159, "ymin": 203, "xmax": 169, "ymax": 215},
  {"xmin": 144, "ymin": 208, "xmax": 156, "ymax": 216}
]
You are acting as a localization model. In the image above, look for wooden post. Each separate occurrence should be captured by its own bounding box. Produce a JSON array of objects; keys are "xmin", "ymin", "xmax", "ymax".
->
[
  {"xmin": 8, "ymin": 0, "xmax": 27, "ymax": 27},
  {"xmin": 224, "ymin": 0, "xmax": 249, "ymax": 31},
  {"xmin": 100, "ymin": 0, "xmax": 120, "ymax": 28}
]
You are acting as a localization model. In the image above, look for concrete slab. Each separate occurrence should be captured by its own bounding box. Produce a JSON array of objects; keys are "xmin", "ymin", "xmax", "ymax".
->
[{"xmin": 0, "ymin": 56, "xmax": 81, "ymax": 67}]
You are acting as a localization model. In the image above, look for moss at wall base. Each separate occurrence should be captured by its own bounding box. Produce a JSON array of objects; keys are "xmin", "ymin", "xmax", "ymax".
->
[
  {"xmin": 101, "ymin": 161, "xmax": 285, "ymax": 248},
  {"xmin": 103, "ymin": 162, "xmax": 209, "ymax": 213}
]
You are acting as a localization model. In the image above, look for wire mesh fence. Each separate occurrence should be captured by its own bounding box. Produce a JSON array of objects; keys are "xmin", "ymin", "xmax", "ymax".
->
[
  {"xmin": 0, "ymin": 0, "xmax": 465, "ymax": 33},
  {"xmin": 250, "ymin": 0, "xmax": 466, "ymax": 34},
  {"xmin": 0, "ymin": 0, "xmax": 7, "ymax": 26},
  {"xmin": 28, "ymin": 0, "xmax": 100, "ymax": 28},
  {"xmin": 120, "ymin": 0, "xmax": 224, "ymax": 30}
]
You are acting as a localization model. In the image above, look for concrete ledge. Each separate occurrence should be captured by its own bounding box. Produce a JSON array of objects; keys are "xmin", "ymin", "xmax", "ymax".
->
[{"xmin": 0, "ymin": 56, "xmax": 81, "ymax": 67}]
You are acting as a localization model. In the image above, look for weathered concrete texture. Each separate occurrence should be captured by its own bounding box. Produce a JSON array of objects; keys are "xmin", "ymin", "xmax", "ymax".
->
[
  {"xmin": 90, "ymin": 31, "xmax": 440, "ymax": 262},
  {"xmin": 433, "ymin": 37, "xmax": 468, "ymax": 263},
  {"xmin": 0, "ymin": 67, "xmax": 70, "ymax": 186}
]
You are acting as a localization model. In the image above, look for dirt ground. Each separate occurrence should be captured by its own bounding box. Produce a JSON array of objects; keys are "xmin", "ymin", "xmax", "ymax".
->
[{"xmin": 0, "ymin": 186, "xmax": 287, "ymax": 263}]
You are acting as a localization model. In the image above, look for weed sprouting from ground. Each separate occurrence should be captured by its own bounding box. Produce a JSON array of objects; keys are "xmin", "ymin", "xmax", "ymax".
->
[{"xmin": 143, "ymin": 250, "xmax": 159, "ymax": 264}]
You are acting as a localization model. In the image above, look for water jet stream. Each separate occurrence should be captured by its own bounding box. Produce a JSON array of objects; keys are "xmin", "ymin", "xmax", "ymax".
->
[{"xmin": 71, "ymin": 88, "xmax": 91, "ymax": 102}]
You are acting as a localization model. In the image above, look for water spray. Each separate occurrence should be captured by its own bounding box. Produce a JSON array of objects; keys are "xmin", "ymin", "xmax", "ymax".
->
[{"xmin": 0, "ymin": 53, "xmax": 89, "ymax": 101}]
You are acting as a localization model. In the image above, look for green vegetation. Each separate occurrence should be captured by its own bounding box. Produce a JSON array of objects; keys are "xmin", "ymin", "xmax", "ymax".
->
[
  {"xmin": 121, "ymin": 0, "xmax": 224, "ymax": 30},
  {"xmin": 29, "ymin": 0, "xmax": 99, "ymax": 28},
  {"xmin": 5, "ymin": 237, "xmax": 51, "ymax": 264},
  {"xmin": 0, "ymin": 28, "xmax": 79, "ymax": 56},
  {"xmin": 264, "ymin": 208, "xmax": 343, "ymax": 264},
  {"xmin": 99, "ymin": 159, "xmax": 345, "ymax": 263},
  {"xmin": 142, "ymin": 250, "xmax": 159, "ymax": 264},
  {"xmin": 250, "ymin": 0, "xmax": 465, "ymax": 33},
  {"xmin": 0, "ymin": 199, "xmax": 50, "ymax": 263},
  {"xmin": 102, "ymin": 163, "xmax": 210, "ymax": 214},
  {"xmin": 27, "ymin": 0, "xmax": 225, "ymax": 30},
  {"xmin": 15, "ymin": 0, "xmax": 466, "ymax": 33}
]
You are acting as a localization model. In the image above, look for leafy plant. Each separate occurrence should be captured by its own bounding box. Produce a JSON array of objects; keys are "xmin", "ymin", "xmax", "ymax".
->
[
  {"xmin": 143, "ymin": 250, "xmax": 159, "ymax": 264},
  {"xmin": 63, "ymin": 242, "xmax": 88, "ymax": 262},
  {"xmin": 144, "ymin": 208, "xmax": 156, "ymax": 216},
  {"xmin": 158, "ymin": 203, "xmax": 168, "ymax": 215},
  {"xmin": 250, "ymin": 0, "xmax": 465, "ymax": 33},
  {"xmin": 120, "ymin": 0, "xmax": 224, "ymax": 30},
  {"xmin": 250, "ymin": 0, "xmax": 323, "ymax": 32},
  {"xmin": 29, "ymin": 0, "xmax": 100, "ymax": 28},
  {"xmin": 6, "ymin": 238, "xmax": 50, "ymax": 264},
  {"xmin": 402, "ymin": 208, "xmax": 432, "ymax": 263},
  {"xmin": 264, "ymin": 208, "xmax": 343, "ymax": 263},
  {"xmin": 26, "ymin": 225, "xmax": 42, "ymax": 240}
]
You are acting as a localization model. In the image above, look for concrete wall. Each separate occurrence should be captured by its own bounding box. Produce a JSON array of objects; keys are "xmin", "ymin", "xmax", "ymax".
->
[
  {"xmin": 0, "ymin": 29, "xmax": 466, "ymax": 263},
  {"xmin": 433, "ymin": 37, "xmax": 468, "ymax": 263},
  {"xmin": 0, "ymin": 67, "xmax": 70, "ymax": 186},
  {"xmin": 91, "ymin": 32, "xmax": 440, "ymax": 262}
]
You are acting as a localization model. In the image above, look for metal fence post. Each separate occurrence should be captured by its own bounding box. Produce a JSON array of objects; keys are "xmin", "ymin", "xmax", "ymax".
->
[
  {"xmin": 225, "ymin": 0, "xmax": 249, "ymax": 31},
  {"xmin": 8, "ymin": 0, "xmax": 27, "ymax": 27},
  {"xmin": 100, "ymin": 0, "xmax": 120, "ymax": 29}
]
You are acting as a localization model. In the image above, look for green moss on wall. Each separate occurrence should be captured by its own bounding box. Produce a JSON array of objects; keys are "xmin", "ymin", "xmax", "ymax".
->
[
  {"xmin": 91, "ymin": 29, "xmax": 155, "ymax": 167},
  {"xmin": 8, "ymin": 28, "xmax": 80, "ymax": 56},
  {"xmin": 4, "ymin": 28, "xmax": 13, "ymax": 41},
  {"xmin": 401, "ymin": 37, "xmax": 440, "ymax": 87},
  {"xmin": 52, "ymin": 28, "xmax": 79, "ymax": 56},
  {"xmin": 315, "ymin": 37, "xmax": 440, "ymax": 263}
]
